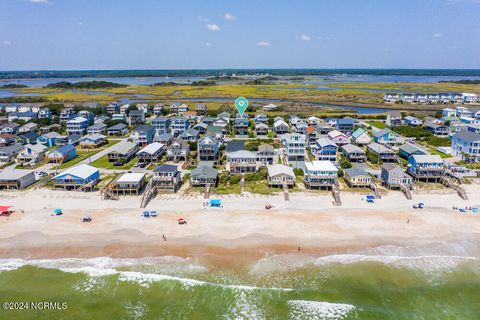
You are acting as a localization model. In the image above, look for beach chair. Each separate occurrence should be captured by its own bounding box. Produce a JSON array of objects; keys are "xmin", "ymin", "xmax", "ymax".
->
[
  {"xmin": 150, "ymin": 211, "xmax": 158, "ymax": 217},
  {"xmin": 143, "ymin": 211, "xmax": 150, "ymax": 217}
]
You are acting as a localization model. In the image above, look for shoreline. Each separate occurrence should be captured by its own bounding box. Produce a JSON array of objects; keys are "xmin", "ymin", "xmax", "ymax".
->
[{"xmin": 1, "ymin": 186, "xmax": 480, "ymax": 266}]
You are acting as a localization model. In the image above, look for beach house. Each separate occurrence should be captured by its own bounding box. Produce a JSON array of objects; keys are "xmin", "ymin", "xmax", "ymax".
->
[
  {"xmin": 128, "ymin": 110, "xmax": 145, "ymax": 126},
  {"xmin": 294, "ymin": 122, "xmax": 309, "ymax": 135},
  {"xmin": 180, "ymin": 128, "xmax": 200, "ymax": 142},
  {"xmin": 227, "ymin": 150, "xmax": 258, "ymax": 174},
  {"xmin": 304, "ymin": 161, "xmax": 338, "ymax": 190},
  {"xmin": 451, "ymin": 130, "xmax": 480, "ymax": 162},
  {"xmin": 399, "ymin": 143, "xmax": 427, "ymax": 159},
  {"xmin": 8, "ymin": 111, "xmax": 37, "ymax": 122},
  {"xmin": 153, "ymin": 103, "xmax": 165, "ymax": 116},
  {"xmin": 282, "ymin": 133, "xmax": 306, "ymax": 162},
  {"xmin": 0, "ymin": 144, "xmax": 24, "ymax": 163},
  {"xmin": 367, "ymin": 143, "xmax": 398, "ymax": 163},
  {"xmin": 155, "ymin": 132, "xmax": 174, "ymax": 146},
  {"xmin": 386, "ymin": 111, "xmax": 402, "ymax": 127},
  {"xmin": 107, "ymin": 123, "xmax": 128, "ymax": 136},
  {"xmin": 327, "ymin": 130, "xmax": 351, "ymax": 145},
  {"xmin": 37, "ymin": 108, "xmax": 52, "ymax": 119},
  {"xmin": 77, "ymin": 110, "xmax": 94, "ymax": 125},
  {"xmin": 16, "ymin": 143, "xmax": 48, "ymax": 165},
  {"xmin": 257, "ymin": 144, "xmax": 275, "ymax": 165},
  {"xmin": 110, "ymin": 173, "xmax": 147, "ymax": 195},
  {"xmin": 407, "ymin": 154, "xmax": 445, "ymax": 182},
  {"xmin": 254, "ymin": 114, "xmax": 268, "ymax": 125},
  {"xmin": 136, "ymin": 142, "xmax": 165, "ymax": 164},
  {"xmin": 19, "ymin": 122, "xmax": 38, "ymax": 134},
  {"xmin": 106, "ymin": 102, "xmax": 120, "ymax": 114},
  {"xmin": 0, "ymin": 123, "xmax": 21, "ymax": 135},
  {"xmin": 170, "ymin": 117, "xmax": 190, "ymax": 137},
  {"xmin": 255, "ymin": 123, "xmax": 269, "ymax": 136},
  {"xmin": 425, "ymin": 123, "xmax": 449, "ymax": 136},
  {"xmin": 0, "ymin": 170, "xmax": 36, "ymax": 190},
  {"xmin": 170, "ymin": 102, "xmax": 189, "ymax": 115},
  {"xmin": 373, "ymin": 128, "xmax": 398, "ymax": 145},
  {"xmin": 78, "ymin": 134, "xmax": 107, "ymax": 148},
  {"xmin": 273, "ymin": 119, "xmax": 290, "ymax": 135},
  {"xmin": 37, "ymin": 132, "xmax": 64, "ymax": 147},
  {"xmin": 193, "ymin": 122, "xmax": 208, "ymax": 135},
  {"xmin": 87, "ymin": 123, "xmax": 107, "ymax": 135},
  {"xmin": 152, "ymin": 164, "xmax": 181, "ymax": 192},
  {"xmin": 131, "ymin": 125, "xmax": 155, "ymax": 146},
  {"xmin": 381, "ymin": 163, "xmax": 413, "ymax": 189},
  {"xmin": 404, "ymin": 116, "xmax": 423, "ymax": 126},
  {"xmin": 60, "ymin": 108, "xmax": 76, "ymax": 122},
  {"xmin": 336, "ymin": 117, "xmax": 356, "ymax": 134},
  {"xmin": 166, "ymin": 137, "xmax": 189, "ymax": 162},
  {"xmin": 152, "ymin": 117, "xmax": 171, "ymax": 135},
  {"xmin": 234, "ymin": 115, "xmax": 250, "ymax": 136},
  {"xmin": 194, "ymin": 103, "xmax": 207, "ymax": 116},
  {"xmin": 267, "ymin": 164, "xmax": 295, "ymax": 188},
  {"xmin": 54, "ymin": 164, "xmax": 100, "ymax": 191},
  {"xmin": 66, "ymin": 117, "xmax": 89, "ymax": 135},
  {"xmin": 343, "ymin": 168, "xmax": 372, "ymax": 187},
  {"xmin": 351, "ymin": 128, "xmax": 372, "ymax": 145},
  {"xmin": 111, "ymin": 113, "xmax": 127, "ymax": 122},
  {"xmin": 384, "ymin": 93, "xmax": 400, "ymax": 103},
  {"xmin": 107, "ymin": 141, "xmax": 139, "ymax": 164},
  {"xmin": 312, "ymin": 138, "xmax": 338, "ymax": 162},
  {"xmin": 0, "ymin": 134, "xmax": 15, "ymax": 147},
  {"xmin": 46, "ymin": 144, "xmax": 77, "ymax": 163},
  {"xmin": 341, "ymin": 144, "xmax": 366, "ymax": 162},
  {"xmin": 190, "ymin": 166, "xmax": 218, "ymax": 187},
  {"xmin": 198, "ymin": 135, "xmax": 219, "ymax": 162}
]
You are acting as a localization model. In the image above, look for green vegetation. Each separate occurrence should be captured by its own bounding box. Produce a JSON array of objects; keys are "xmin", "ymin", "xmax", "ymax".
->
[
  {"xmin": 367, "ymin": 149, "xmax": 381, "ymax": 165},
  {"xmin": 211, "ymin": 172, "xmax": 242, "ymax": 194},
  {"xmin": 392, "ymin": 126, "xmax": 432, "ymax": 138},
  {"xmin": 367, "ymin": 121, "xmax": 387, "ymax": 129},
  {"xmin": 426, "ymin": 136, "xmax": 451, "ymax": 147},
  {"xmin": 293, "ymin": 168, "xmax": 304, "ymax": 177},
  {"xmin": 91, "ymin": 154, "xmax": 137, "ymax": 170},
  {"xmin": 46, "ymin": 80, "xmax": 128, "ymax": 89},
  {"xmin": 1, "ymin": 84, "xmax": 28, "ymax": 88},
  {"xmin": 53, "ymin": 140, "xmax": 119, "ymax": 169},
  {"xmin": 339, "ymin": 156, "xmax": 352, "ymax": 169}
]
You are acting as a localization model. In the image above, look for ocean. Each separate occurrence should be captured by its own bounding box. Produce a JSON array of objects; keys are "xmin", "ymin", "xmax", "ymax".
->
[{"xmin": 1, "ymin": 240, "xmax": 479, "ymax": 319}]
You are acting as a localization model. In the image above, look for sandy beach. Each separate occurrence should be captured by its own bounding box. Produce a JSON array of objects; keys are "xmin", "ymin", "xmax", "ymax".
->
[{"xmin": 0, "ymin": 185, "xmax": 479, "ymax": 266}]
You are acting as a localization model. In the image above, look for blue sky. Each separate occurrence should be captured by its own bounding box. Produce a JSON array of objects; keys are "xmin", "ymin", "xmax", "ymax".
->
[{"xmin": 1, "ymin": 0, "xmax": 480, "ymax": 70}]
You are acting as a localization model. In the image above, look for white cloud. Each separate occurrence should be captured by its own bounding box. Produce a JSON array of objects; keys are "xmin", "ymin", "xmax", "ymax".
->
[
  {"xmin": 206, "ymin": 24, "xmax": 221, "ymax": 31},
  {"xmin": 433, "ymin": 33, "xmax": 444, "ymax": 38},
  {"xmin": 224, "ymin": 13, "xmax": 236, "ymax": 20},
  {"xmin": 257, "ymin": 41, "xmax": 271, "ymax": 47},
  {"xmin": 3, "ymin": 40, "xmax": 12, "ymax": 46},
  {"xmin": 299, "ymin": 34, "xmax": 311, "ymax": 41},
  {"xmin": 29, "ymin": 0, "xmax": 52, "ymax": 4},
  {"xmin": 205, "ymin": 42, "xmax": 212, "ymax": 47}
]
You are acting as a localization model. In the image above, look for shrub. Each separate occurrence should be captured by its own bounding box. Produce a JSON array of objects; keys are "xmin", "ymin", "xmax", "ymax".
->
[{"xmin": 293, "ymin": 168, "xmax": 304, "ymax": 177}]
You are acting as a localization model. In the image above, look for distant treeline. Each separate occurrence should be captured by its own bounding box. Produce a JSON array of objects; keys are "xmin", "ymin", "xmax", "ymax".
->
[
  {"xmin": 2, "ymin": 69, "xmax": 480, "ymax": 79},
  {"xmin": 438, "ymin": 80, "xmax": 480, "ymax": 84},
  {"xmin": 245, "ymin": 76, "xmax": 279, "ymax": 85},
  {"xmin": 0, "ymin": 96, "xmax": 49, "ymax": 103},
  {"xmin": 0, "ymin": 84, "xmax": 28, "ymax": 88},
  {"xmin": 45, "ymin": 80, "xmax": 128, "ymax": 89},
  {"xmin": 151, "ymin": 80, "xmax": 216, "ymax": 87}
]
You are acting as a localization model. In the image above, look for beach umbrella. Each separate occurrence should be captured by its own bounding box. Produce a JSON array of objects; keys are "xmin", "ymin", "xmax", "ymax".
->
[{"xmin": 54, "ymin": 209, "xmax": 62, "ymax": 214}]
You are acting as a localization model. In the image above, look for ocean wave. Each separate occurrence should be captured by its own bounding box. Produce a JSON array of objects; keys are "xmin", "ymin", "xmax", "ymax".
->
[
  {"xmin": 0, "ymin": 257, "xmax": 292, "ymax": 292},
  {"xmin": 289, "ymin": 300, "xmax": 356, "ymax": 320}
]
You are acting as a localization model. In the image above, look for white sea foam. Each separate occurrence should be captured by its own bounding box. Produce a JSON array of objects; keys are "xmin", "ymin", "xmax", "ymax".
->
[
  {"xmin": 226, "ymin": 290, "xmax": 265, "ymax": 320},
  {"xmin": 289, "ymin": 300, "xmax": 356, "ymax": 320},
  {"xmin": 313, "ymin": 254, "xmax": 477, "ymax": 271},
  {"xmin": 125, "ymin": 301, "xmax": 148, "ymax": 320}
]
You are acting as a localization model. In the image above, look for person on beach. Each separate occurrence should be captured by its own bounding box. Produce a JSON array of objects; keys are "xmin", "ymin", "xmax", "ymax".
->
[
  {"xmin": 407, "ymin": 219, "xmax": 410, "ymax": 224},
  {"xmin": 162, "ymin": 234, "xmax": 167, "ymax": 241}
]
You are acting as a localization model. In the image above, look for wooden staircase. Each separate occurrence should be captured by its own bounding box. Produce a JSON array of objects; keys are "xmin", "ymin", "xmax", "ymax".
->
[
  {"xmin": 332, "ymin": 181, "xmax": 342, "ymax": 206},
  {"xmin": 441, "ymin": 176, "xmax": 468, "ymax": 201},
  {"xmin": 283, "ymin": 182, "xmax": 289, "ymax": 201},
  {"xmin": 369, "ymin": 182, "xmax": 381, "ymax": 199},
  {"xmin": 100, "ymin": 176, "xmax": 119, "ymax": 200},
  {"xmin": 400, "ymin": 184, "xmax": 412, "ymax": 200},
  {"xmin": 204, "ymin": 183, "xmax": 211, "ymax": 199},
  {"xmin": 140, "ymin": 178, "xmax": 157, "ymax": 208}
]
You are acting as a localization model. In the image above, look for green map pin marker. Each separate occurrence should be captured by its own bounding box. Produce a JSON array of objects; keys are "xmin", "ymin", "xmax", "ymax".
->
[{"xmin": 235, "ymin": 96, "xmax": 249, "ymax": 117}]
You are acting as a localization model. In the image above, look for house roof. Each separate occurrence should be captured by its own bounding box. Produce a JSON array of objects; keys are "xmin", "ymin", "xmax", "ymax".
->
[
  {"xmin": 410, "ymin": 154, "xmax": 443, "ymax": 164},
  {"xmin": 0, "ymin": 169, "xmax": 33, "ymax": 180},
  {"xmin": 67, "ymin": 116, "xmax": 88, "ymax": 123},
  {"xmin": 255, "ymin": 123, "xmax": 268, "ymax": 129},
  {"xmin": 133, "ymin": 125, "xmax": 153, "ymax": 133},
  {"xmin": 337, "ymin": 117, "xmax": 356, "ymax": 125},
  {"xmin": 399, "ymin": 143, "xmax": 427, "ymax": 155},
  {"xmin": 267, "ymin": 164, "xmax": 294, "ymax": 177},
  {"xmin": 227, "ymin": 141, "xmax": 245, "ymax": 153},
  {"xmin": 129, "ymin": 110, "xmax": 144, "ymax": 116},
  {"xmin": 51, "ymin": 144, "xmax": 75, "ymax": 155},
  {"xmin": 19, "ymin": 131, "xmax": 39, "ymax": 140},
  {"xmin": 352, "ymin": 128, "xmax": 366, "ymax": 139},
  {"xmin": 373, "ymin": 128, "xmax": 392, "ymax": 138},
  {"xmin": 228, "ymin": 150, "xmax": 257, "ymax": 159},
  {"xmin": 25, "ymin": 143, "xmax": 47, "ymax": 153},
  {"xmin": 81, "ymin": 133, "xmax": 106, "ymax": 142},
  {"xmin": 367, "ymin": 143, "xmax": 394, "ymax": 154},
  {"xmin": 138, "ymin": 142, "xmax": 165, "ymax": 155},
  {"xmin": 181, "ymin": 128, "xmax": 199, "ymax": 137},
  {"xmin": 327, "ymin": 130, "xmax": 347, "ymax": 139},
  {"xmin": 453, "ymin": 130, "xmax": 480, "ymax": 143},
  {"xmin": 388, "ymin": 111, "xmax": 402, "ymax": 118},
  {"xmin": 341, "ymin": 143, "xmax": 364, "ymax": 154},
  {"xmin": 0, "ymin": 143, "xmax": 23, "ymax": 155},
  {"xmin": 305, "ymin": 161, "xmax": 338, "ymax": 172},
  {"xmin": 111, "ymin": 141, "xmax": 138, "ymax": 154},
  {"xmin": 88, "ymin": 123, "xmax": 107, "ymax": 130},
  {"xmin": 344, "ymin": 167, "xmax": 369, "ymax": 178},
  {"xmin": 191, "ymin": 165, "xmax": 218, "ymax": 179},
  {"xmin": 108, "ymin": 123, "xmax": 127, "ymax": 130},
  {"xmin": 116, "ymin": 172, "xmax": 145, "ymax": 184},
  {"xmin": 316, "ymin": 137, "xmax": 337, "ymax": 148},
  {"xmin": 258, "ymin": 144, "xmax": 274, "ymax": 152},
  {"xmin": 153, "ymin": 164, "xmax": 178, "ymax": 173},
  {"xmin": 54, "ymin": 164, "xmax": 98, "ymax": 180}
]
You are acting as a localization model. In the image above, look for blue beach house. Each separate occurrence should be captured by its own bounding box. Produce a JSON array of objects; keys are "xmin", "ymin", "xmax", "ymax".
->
[
  {"xmin": 46, "ymin": 144, "xmax": 77, "ymax": 163},
  {"xmin": 54, "ymin": 164, "xmax": 100, "ymax": 191}
]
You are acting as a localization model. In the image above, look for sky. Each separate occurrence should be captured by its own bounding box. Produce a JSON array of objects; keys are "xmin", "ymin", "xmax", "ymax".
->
[{"xmin": 1, "ymin": 0, "xmax": 480, "ymax": 70}]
